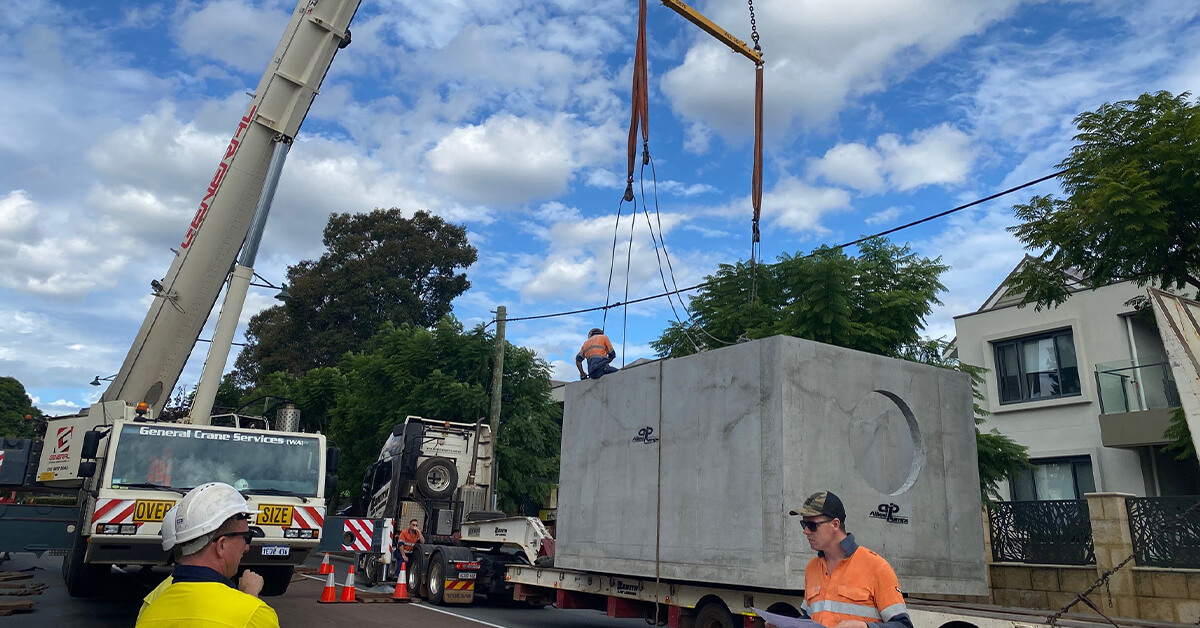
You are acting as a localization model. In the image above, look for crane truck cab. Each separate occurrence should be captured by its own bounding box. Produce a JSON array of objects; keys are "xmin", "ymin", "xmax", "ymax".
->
[{"xmin": 29, "ymin": 400, "xmax": 338, "ymax": 598}]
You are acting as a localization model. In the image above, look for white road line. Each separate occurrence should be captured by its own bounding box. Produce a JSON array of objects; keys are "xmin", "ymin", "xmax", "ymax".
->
[{"xmin": 296, "ymin": 573, "xmax": 510, "ymax": 627}]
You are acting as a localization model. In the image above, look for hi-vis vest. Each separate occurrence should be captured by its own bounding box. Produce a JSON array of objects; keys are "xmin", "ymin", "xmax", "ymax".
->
[
  {"xmin": 802, "ymin": 544, "xmax": 908, "ymax": 627},
  {"xmin": 135, "ymin": 580, "xmax": 279, "ymax": 628},
  {"xmin": 579, "ymin": 334, "xmax": 613, "ymax": 360}
]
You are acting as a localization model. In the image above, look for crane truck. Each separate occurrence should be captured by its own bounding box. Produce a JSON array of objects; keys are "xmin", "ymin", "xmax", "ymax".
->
[{"xmin": 0, "ymin": 0, "xmax": 360, "ymax": 597}]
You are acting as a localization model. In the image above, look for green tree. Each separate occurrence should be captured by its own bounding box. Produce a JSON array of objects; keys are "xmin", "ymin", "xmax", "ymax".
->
[
  {"xmin": 0, "ymin": 376, "xmax": 41, "ymax": 438},
  {"xmin": 235, "ymin": 209, "xmax": 477, "ymax": 384},
  {"xmin": 653, "ymin": 240, "xmax": 1028, "ymax": 500},
  {"xmin": 328, "ymin": 317, "xmax": 560, "ymax": 512},
  {"xmin": 653, "ymin": 238, "xmax": 947, "ymax": 359},
  {"xmin": 1163, "ymin": 408, "xmax": 1196, "ymax": 461},
  {"xmin": 1006, "ymin": 91, "xmax": 1200, "ymax": 308}
]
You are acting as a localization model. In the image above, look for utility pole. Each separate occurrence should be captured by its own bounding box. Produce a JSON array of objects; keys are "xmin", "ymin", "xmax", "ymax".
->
[{"xmin": 489, "ymin": 305, "xmax": 506, "ymax": 509}]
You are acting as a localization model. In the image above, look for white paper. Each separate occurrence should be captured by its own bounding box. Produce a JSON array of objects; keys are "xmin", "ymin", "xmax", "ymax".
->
[{"xmin": 751, "ymin": 607, "xmax": 824, "ymax": 628}]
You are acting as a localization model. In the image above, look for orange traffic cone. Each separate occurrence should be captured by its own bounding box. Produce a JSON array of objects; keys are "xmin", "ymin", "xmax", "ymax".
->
[
  {"xmin": 318, "ymin": 552, "xmax": 333, "ymax": 575},
  {"xmin": 339, "ymin": 564, "xmax": 357, "ymax": 603},
  {"xmin": 318, "ymin": 570, "xmax": 337, "ymax": 603},
  {"xmin": 393, "ymin": 559, "xmax": 409, "ymax": 600}
]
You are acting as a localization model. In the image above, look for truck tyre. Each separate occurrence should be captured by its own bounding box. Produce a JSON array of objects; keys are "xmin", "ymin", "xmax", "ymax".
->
[
  {"xmin": 426, "ymin": 552, "xmax": 447, "ymax": 604},
  {"xmin": 406, "ymin": 557, "xmax": 422, "ymax": 598},
  {"xmin": 63, "ymin": 533, "xmax": 108, "ymax": 598},
  {"xmin": 696, "ymin": 603, "xmax": 737, "ymax": 628},
  {"xmin": 256, "ymin": 565, "xmax": 294, "ymax": 597},
  {"xmin": 415, "ymin": 458, "xmax": 459, "ymax": 500},
  {"xmin": 360, "ymin": 553, "xmax": 381, "ymax": 587}
]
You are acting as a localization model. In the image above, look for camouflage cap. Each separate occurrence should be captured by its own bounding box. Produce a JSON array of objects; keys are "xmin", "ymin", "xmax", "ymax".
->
[{"xmin": 788, "ymin": 491, "xmax": 847, "ymax": 525}]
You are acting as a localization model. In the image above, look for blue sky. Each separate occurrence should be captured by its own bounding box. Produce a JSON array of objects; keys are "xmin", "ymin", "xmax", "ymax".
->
[{"xmin": 2, "ymin": 0, "xmax": 1198, "ymax": 416}]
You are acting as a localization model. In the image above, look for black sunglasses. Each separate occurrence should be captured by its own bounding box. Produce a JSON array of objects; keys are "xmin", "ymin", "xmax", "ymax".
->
[
  {"xmin": 800, "ymin": 518, "xmax": 833, "ymax": 532},
  {"xmin": 214, "ymin": 531, "xmax": 255, "ymax": 545}
]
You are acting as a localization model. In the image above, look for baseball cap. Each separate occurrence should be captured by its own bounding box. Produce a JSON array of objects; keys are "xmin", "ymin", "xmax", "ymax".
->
[{"xmin": 789, "ymin": 491, "xmax": 847, "ymax": 525}]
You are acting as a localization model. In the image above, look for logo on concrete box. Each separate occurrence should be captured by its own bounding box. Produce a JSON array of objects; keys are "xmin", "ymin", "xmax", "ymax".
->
[
  {"xmin": 869, "ymin": 503, "xmax": 909, "ymax": 525},
  {"xmin": 632, "ymin": 426, "xmax": 659, "ymax": 444}
]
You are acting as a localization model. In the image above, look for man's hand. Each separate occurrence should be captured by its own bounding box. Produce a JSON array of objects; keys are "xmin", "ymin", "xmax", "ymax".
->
[
  {"xmin": 832, "ymin": 621, "xmax": 869, "ymax": 628},
  {"xmin": 239, "ymin": 570, "xmax": 265, "ymax": 597}
]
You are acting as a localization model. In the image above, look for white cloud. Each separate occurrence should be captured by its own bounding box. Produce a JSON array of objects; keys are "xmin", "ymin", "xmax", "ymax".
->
[
  {"xmin": 810, "ymin": 143, "xmax": 885, "ymax": 192},
  {"xmin": 877, "ymin": 124, "xmax": 977, "ymax": 191},
  {"xmin": 711, "ymin": 176, "xmax": 852, "ymax": 235},
  {"xmin": 865, "ymin": 206, "xmax": 905, "ymax": 226},
  {"xmin": 172, "ymin": 1, "xmax": 287, "ymax": 74},
  {"xmin": 810, "ymin": 124, "xmax": 977, "ymax": 193},
  {"xmin": 427, "ymin": 114, "xmax": 615, "ymax": 204},
  {"xmin": 661, "ymin": 0, "xmax": 1022, "ymax": 139}
]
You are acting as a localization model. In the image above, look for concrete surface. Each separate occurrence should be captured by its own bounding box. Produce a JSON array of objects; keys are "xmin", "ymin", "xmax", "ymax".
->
[{"xmin": 556, "ymin": 335, "xmax": 987, "ymax": 595}]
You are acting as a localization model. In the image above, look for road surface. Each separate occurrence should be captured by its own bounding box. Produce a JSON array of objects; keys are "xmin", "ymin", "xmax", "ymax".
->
[{"xmin": 0, "ymin": 552, "xmax": 651, "ymax": 628}]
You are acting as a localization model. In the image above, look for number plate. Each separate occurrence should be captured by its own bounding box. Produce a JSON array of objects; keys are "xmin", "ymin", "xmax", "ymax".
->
[
  {"xmin": 133, "ymin": 500, "xmax": 174, "ymax": 523},
  {"xmin": 258, "ymin": 505, "xmax": 293, "ymax": 526},
  {"xmin": 261, "ymin": 545, "xmax": 290, "ymax": 556},
  {"xmin": 457, "ymin": 572, "xmax": 477, "ymax": 580}
]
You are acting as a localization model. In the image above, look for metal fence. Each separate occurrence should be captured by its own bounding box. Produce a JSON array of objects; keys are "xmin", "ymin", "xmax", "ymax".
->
[
  {"xmin": 988, "ymin": 500, "xmax": 1095, "ymax": 565},
  {"xmin": 1127, "ymin": 496, "xmax": 1200, "ymax": 569}
]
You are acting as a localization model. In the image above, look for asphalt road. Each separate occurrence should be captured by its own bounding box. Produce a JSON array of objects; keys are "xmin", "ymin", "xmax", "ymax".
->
[{"xmin": 0, "ymin": 552, "xmax": 650, "ymax": 628}]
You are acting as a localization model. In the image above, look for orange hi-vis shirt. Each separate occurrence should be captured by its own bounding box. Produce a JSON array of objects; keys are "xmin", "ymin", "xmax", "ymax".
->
[
  {"xmin": 398, "ymin": 528, "xmax": 422, "ymax": 550},
  {"xmin": 577, "ymin": 334, "xmax": 614, "ymax": 361},
  {"xmin": 801, "ymin": 534, "xmax": 911, "ymax": 628}
]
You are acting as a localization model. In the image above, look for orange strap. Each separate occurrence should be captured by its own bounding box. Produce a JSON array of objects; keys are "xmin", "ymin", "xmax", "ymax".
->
[{"xmin": 624, "ymin": 0, "xmax": 649, "ymax": 202}]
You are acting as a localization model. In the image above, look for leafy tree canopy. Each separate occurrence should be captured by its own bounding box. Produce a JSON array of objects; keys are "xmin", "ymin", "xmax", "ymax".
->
[
  {"xmin": 1007, "ymin": 91, "xmax": 1200, "ymax": 309},
  {"xmin": 653, "ymin": 238, "xmax": 947, "ymax": 359},
  {"xmin": 0, "ymin": 376, "xmax": 41, "ymax": 438},
  {"xmin": 327, "ymin": 317, "xmax": 561, "ymax": 512},
  {"xmin": 235, "ymin": 209, "xmax": 477, "ymax": 384}
]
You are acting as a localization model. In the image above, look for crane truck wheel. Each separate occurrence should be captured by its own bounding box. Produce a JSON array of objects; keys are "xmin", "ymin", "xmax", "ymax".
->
[
  {"xmin": 426, "ymin": 551, "xmax": 447, "ymax": 604},
  {"xmin": 406, "ymin": 557, "xmax": 422, "ymax": 598},
  {"xmin": 415, "ymin": 458, "xmax": 459, "ymax": 500},
  {"xmin": 63, "ymin": 533, "xmax": 109, "ymax": 598},
  {"xmin": 695, "ymin": 602, "xmax": 738, "ymax": 628}
]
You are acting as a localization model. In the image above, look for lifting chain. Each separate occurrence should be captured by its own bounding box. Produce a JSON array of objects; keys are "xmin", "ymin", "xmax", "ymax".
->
[{"xmin": 747, "ymin": 0, "xmax": 761, "ymax": 56}]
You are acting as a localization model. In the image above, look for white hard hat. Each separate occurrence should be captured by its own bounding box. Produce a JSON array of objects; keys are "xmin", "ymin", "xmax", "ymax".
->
[
  {"xmin": 172, "ymin": 482, "xmax": 260, "ymax": 555},
  {"xmin": 160, "ymin": 504, "xmax": 178, "ymax": 551}
]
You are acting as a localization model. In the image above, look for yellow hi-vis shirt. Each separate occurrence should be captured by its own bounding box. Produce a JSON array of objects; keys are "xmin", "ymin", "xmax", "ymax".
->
[
  {"xmin": 138, "ymin": 575, "xmax": 173, "ymax": 619},
  {"xmin": 136, "ymin": 567, "xmax": 279, "ymax": 628},
  {"xmin": 801, "ymin": 534, "xmax": 911, "ymax": 628}
]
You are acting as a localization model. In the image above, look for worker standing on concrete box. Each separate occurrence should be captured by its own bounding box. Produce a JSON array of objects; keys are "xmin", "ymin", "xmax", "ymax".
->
[
  {"xmin": 576, "ymin": 328, "xmax": 618, "ymax": 380},
  {"xmin": 767, "ymin": 491, "xmax": 913, "ymax": 628}
]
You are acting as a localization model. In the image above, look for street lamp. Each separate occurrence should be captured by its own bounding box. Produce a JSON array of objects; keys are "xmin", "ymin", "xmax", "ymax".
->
[
  {"xmin": 250, "ymin": 272, "xmax": 291, "ymax": 301},
  {"xmin": 90, "ymin": 374, "xmax": 116, "ymax": 387}
]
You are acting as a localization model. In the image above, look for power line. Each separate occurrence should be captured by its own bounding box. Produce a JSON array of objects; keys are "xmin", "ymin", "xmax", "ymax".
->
[{"xmin": 503, "ymin": 170, "xmax": 1064, "ymax": 325}]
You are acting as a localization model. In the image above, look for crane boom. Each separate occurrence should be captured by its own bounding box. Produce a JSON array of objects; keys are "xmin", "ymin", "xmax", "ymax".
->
[{"xmin": 102, "ymin": 0, "xmax": 360, "ymax": 415}]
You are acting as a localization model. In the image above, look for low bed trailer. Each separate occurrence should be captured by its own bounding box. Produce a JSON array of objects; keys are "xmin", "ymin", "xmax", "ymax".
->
[{"xmin": 503, "ymin": 565, "xmax": 1137, "ymax": 628}]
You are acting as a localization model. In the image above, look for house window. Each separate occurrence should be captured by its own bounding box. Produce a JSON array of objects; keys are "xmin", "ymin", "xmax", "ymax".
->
[
  {"xmin": 993, "ymin": 329, "xmax": 1081, "ymax": 404},
  {"xmin": 1011, "ymin": 456, "xmax": 1096, "ymax": 500}
]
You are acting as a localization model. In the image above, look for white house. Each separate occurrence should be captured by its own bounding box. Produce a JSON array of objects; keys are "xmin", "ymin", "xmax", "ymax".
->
[{"xmin": 951, "ymin": 257, "xmax": 1195, "ymax": 500}]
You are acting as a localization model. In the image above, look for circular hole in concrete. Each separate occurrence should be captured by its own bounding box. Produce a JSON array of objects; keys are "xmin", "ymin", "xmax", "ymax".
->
[{"xmin": 848, "ymin": 390, "xmax": 925, "ymax": 495}]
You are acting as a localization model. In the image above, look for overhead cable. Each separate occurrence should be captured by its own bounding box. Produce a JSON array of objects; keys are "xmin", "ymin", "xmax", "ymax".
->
[{"xmin": 503, "ymin": 170, "xmax": 1065, "ymax": 325}]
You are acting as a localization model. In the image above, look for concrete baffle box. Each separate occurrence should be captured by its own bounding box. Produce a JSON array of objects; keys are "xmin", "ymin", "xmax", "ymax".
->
[{"xmin": 555, "ymin": 335, "xmax": 987, "ymax": 596}]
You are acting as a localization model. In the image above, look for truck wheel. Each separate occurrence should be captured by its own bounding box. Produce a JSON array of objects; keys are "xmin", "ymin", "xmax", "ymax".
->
[
  {"xmin": 360, "ymin": 553, "xmax": 381, "ymax": 586},
  {"xmin": 256, "ymin": 565, "xmax": 294, "ymax": 596},
  {"xmin": 426, "ymin": 552, "xmax": 447, "ymax": 605},
  {"xmin": 696, "ymin": 603, "xmax": 737, "ymax": 628},
  {"xmin": 63, "ymin": 534, "xmax": 108, "ymax": 598},
  {"xmin": 406, "ymin": 557, "xmax": 422, "ymax": 598},
  {"xmin": 415, "ymin": 458, "xmax": 458, "ymax": 500}
]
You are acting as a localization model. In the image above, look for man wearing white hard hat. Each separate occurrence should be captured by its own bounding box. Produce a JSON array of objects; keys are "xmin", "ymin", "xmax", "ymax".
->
[{"xmin": 136, "ymin": 482, "xmax": 279, "ymax": 628}]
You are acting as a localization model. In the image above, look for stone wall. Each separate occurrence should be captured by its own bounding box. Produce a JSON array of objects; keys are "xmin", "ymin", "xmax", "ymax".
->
[{"xmin": 982, "ymin": 493, "xmax": 1200, "ymax": 623}]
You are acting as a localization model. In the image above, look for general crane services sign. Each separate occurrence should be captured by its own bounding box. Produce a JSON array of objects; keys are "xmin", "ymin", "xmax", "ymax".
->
[{"xmin": 132, "ymin": 426, "xmax": 309, "ymax": 446}]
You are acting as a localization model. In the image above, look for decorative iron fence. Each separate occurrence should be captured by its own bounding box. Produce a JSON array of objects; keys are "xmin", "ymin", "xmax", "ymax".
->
[
  {"xmin": 1127, "ymin": 496, "xmax": 1200, "ymax": 569},
  {"xmin": 988, "ymin": 500, "xmax": 1095, "ymax": 565}
]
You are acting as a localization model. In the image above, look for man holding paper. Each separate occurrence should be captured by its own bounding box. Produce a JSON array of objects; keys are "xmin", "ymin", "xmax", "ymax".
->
[{"xmin": 765, "ymin": 491, "xmax": 913, "ymax": 628}]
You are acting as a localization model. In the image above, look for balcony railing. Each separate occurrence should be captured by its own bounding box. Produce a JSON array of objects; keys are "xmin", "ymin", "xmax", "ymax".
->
[
  {"xmin": 1095, "ymin": 360, "xmax": 1180, "ymax": 415},
  {"xmin": 988, "ymin": 500, "xmax": 1095, "ymax": 565},
  {"xmin": 1127, "ymin": 496, "xmax": 1200, "ymax": 569}
]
